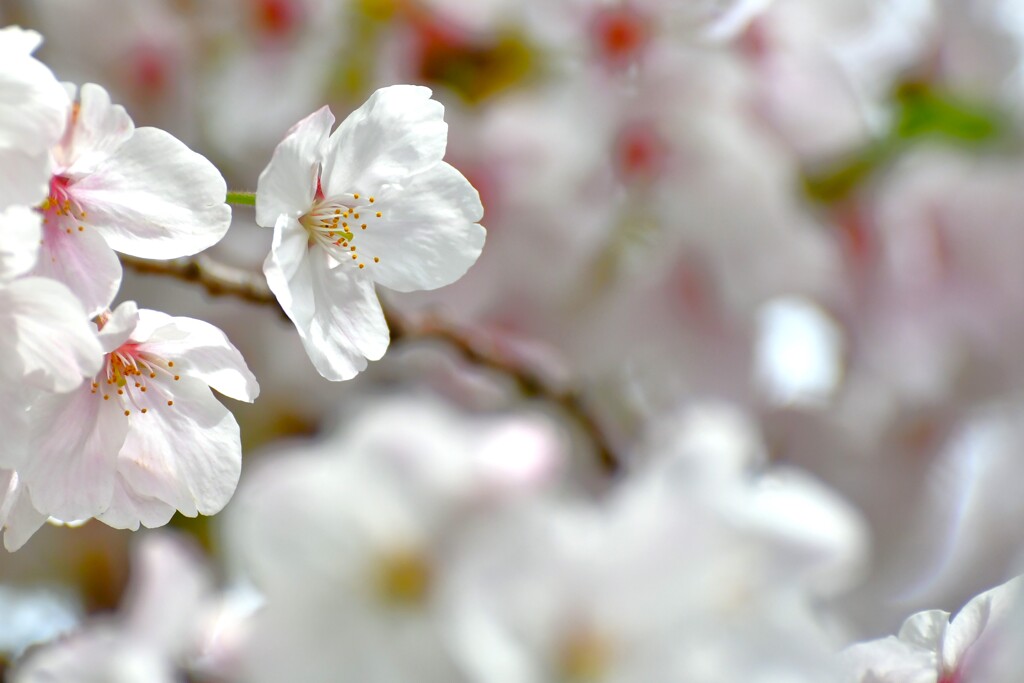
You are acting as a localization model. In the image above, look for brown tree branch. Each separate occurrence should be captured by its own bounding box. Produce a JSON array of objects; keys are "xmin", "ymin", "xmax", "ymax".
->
[{"xmin": 119, "ymin": 254, "xmax": 622, "ymax": 475}]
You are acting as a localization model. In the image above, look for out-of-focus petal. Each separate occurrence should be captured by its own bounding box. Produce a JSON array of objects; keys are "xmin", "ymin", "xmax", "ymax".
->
[{"xmin": 133, "ymin": 310, "xmax": 259, "ymax": 403}]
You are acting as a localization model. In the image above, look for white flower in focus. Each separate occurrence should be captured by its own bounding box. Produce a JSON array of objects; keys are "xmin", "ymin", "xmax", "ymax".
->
[
  {"xmin": 12, "ymin": 533, "xmax": 213, "ymax": 683},
  {"xmin": 22, "ymin": 301, "xmax": 258, "ymax": 534},
  {"xmin": 33, "ymin": 82, "xmax": 231, "ymax": 316},
  {"xmin": 840, "ymin": 576, "xmax": 1024, "ymax": 683},
  {"xmin": 0, "ymin": 26, "xmax": 68, "ymax": 209},
  {"xmin": 0, "ymin": 205, "xmax": 103, "ymax": 476},
  {"xmin": 255, "ymin": 85, "xmax": 486, "ymax": 381}
]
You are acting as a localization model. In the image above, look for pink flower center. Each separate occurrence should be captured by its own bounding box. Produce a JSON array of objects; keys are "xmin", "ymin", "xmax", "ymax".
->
[
  {"xmin": 89, "ymin": 334, "xmax": 181, "ymax": 417},
  {"xmin": 590, "ymin": 7, "xmax": 650, "ymax": 67},
  {"xmin": 40, "ymin": 176, "xmax": 88, "ymax": 237},
  {"xmin": 253, "ymin": 0, "xmax": 303, "ymax": 41},
  {"xmin": 614, "ymin": 122, "xmax": 667, "ymax": 182}
]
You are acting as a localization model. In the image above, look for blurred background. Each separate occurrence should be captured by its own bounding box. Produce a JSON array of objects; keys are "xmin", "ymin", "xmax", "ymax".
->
[{"xmin": 5, "ymin": 0, "xmax": 1024, "ymax": 676}]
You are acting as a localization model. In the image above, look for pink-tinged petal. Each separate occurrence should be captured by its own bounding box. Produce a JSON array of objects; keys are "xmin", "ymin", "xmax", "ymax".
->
[
  {"xmin": 25, "ymin": 386, "xmax": 128, "ymax": 521},
  {"xmin": 71, "ymin": 127, "xmax": 231, "ymax": 259},
  {"xmin": 123, "ymin": 533, "xmax": 212, "ymax": 652},
  {"xmin": 13, "ymin": 627, "xmax": 177, "ymax": 683},
  {"xmin": 0, "ymin": 470, "xmax": 47, "ymax": 552},
  {"xmin": 97, "ymin": 475, "xmax": 176, "ymax": 530},
  {"xmin": 943, "ymin": 577, "xmax": 1023, "ymax": 672},
  {"xmin": 0, "ymin": 277, "xmax": 103, "ymax": 393},
  {"xmin": 0, "ymin": 28, "xmax": 69, "ymax": 154},
  {"xmin": 33, "ymin": 219, "xmax": 121, "ymax": 318},
  {"xmin": 320, "ymin": 85, "xmax": 448, "ymax": 196},
  {"xmin": 0, "ymin": 146, "xmax": 52, "ymax": 210},
  {"xmin": 135, "ymin": 310, "xmax": 259, "ymax": 403},
  {"xmin": 0, "ymin": 205, "xmax": 41, "ymax": 281},
  {"xmin": 255, "ymin": 106, "xmax": 333, "ymax": 228},
  {"xmin": 357, "ymin": 162, "xmax": 485, "ymax": 292},
  {"xmin": 0, "ymin": 393, "xmax": 28, "ymax": 468},
  {"xmin": 55, "ymin": 83, "xmax": 134, "ymax": 178},
  {"xmin": 264, "ymin": 215, "xmax": 316, "ymax": 330},
  {"xmin": 117, "ymin": 377, "xmax": 242, "ymax": 518},
  {"xmin": 98, "ymin": 301, "xmax": 141, "ymax": 353},
  {"xmin": 293, "ymin": 250, "xmax": 389, "ymax": 381},
  {"xmin": 839, "ymin": 636, "xmax": 936, "ymax": 682}
]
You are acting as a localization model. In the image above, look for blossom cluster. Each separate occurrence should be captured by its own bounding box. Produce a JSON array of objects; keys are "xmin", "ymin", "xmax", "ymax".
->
[
  {"xmin": 0, "ymin": 27, "xmax": 256, "ymax": 549},
  {"xmin": 5, "ymin": 0, "xmax": 1024, "ymax": 681},
  {"xmin": 0, "ymin": 25, "xmax": 483, "ymax": 552}
]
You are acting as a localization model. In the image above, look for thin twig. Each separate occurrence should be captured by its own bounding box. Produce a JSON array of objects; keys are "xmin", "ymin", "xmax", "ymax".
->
[{"xmin": 119, "ymin": 254, "xmax": 622, "ymax": 474}]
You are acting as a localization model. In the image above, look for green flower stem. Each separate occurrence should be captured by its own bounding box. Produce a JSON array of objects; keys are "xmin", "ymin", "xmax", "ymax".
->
[{"xmin": 226, "ymin": 191, "xmax": 257, "ymax": 207}]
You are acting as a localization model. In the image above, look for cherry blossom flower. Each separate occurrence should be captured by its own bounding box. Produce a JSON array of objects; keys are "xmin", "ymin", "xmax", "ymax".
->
[
  {"xmin": 21, "ymin": 300, "xmax": 258, "ymax": 535},
  {"xmin": 840, "ymin": 575, "xmax": 1024, "ymax": 683},
  {"xmin": 255, "ymin": 85, "xmax": 486, "ymax": 381},
  {"xmin": 227, "ymin": 396, "xmax": 562, "ymax": 682},
  {"xmin": 0, "ymin": 26, "xmax": 68, "ymax": 209},
  {"xmin": 32, "ymin": 82, "xmax": 232, "ymax": 316}
]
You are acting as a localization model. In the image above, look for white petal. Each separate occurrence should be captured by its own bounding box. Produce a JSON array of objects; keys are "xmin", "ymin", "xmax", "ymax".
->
[
  {"xmin": 25, "ymin": 385, "xmax": 129, "ymax": 521},
  {"xmin": 357, "ymin": 162, "xmax": 485, "ymax": 292},
  {"xmin": 282, "ymin": 248, "xmax": 389, "ymax": 381},
  {"xmin": 122, "ymin": 533, "xmax": 211, "ymax": 652},
  {"xmin": 0, "ymin": 146, "xmax": 53, "ymax": 210},
  {"xmin": 116, "ymin": 377, "xmax": 242, "ymax": 517},
  {"xmin": 0, "ymin": 29, "xmax": 69, "ymax": 154},
  {"xmin": 943, "ymin": 576, "xmax": 1023, "ymax": 672},
  {"xmin": 897, "ymin": 610, "xmax": 949, "ymax": 652},
  {"xmin": 0, "ymin": 26, "xmax": 43, "ymax": 55},
  {"xmin": 0, "ymin": 469, "xmax": 47, "ymax": 552},
  {"xmin": 133, "ymin": 310, "xmax": 259, "ymax": 403},
  {"xmin": 99, "ymin": 301, "xmax": 141, "ymax": 353},
  {"xmin": 0, "ymin": 205, "xmax": 41, "ymax": 281},
  {"xmin": 839, "ymin": 636, "xmax": 937, "ymax": 682},
  {"xmin": 97, "ymin": 476, "xmax": 176, "ymax": 530},
  {"xmin": 255, "ymin": 106, "xmax": 333, "ymax": 228},
  {"xmin": 320, "ymin": 85, "xmax": 448, "ymax": 196},
  {"xmin": 264, "ymin": 215, "xmax": 316, "ymax": 330},
  {"xmin": 71, "ymin": 127, "xmax": 231, "ymax": 259},
  {"xmin": 32, "ymin": 219, "xmax": 121, "ymax": 318},
  {"xmin": 55, "ymin": 82, "xmax": 134, "ymax": 178},
  {"xmin": 0, "ymin": 277, "xmax": 103, "ymax": 393},
  {"xmin": 13, "ymin": 626, "xmax": 177, "ymax": 683},
  {"xmin": 0, "ymin": 391, "xmax": 28, "ymax": 469}
]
